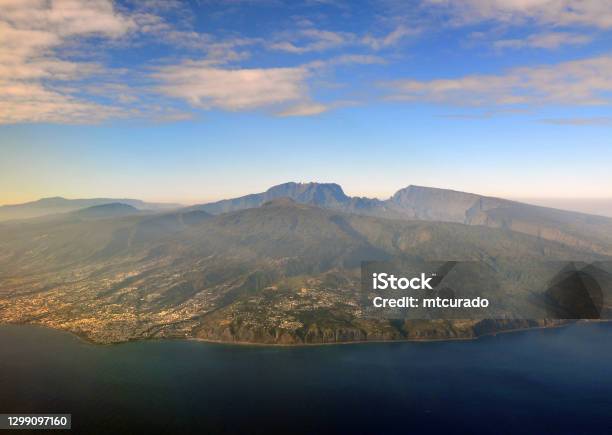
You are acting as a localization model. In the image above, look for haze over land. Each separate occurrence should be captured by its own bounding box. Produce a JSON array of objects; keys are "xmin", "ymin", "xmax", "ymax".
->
[
  {"xmin": 1, "ymin": 182, "xmax": 610, "ymax": 345},
  {"xmin": 516, "ymin": 198, "xmax": 612, "ymax": 219},
  {"xmin": 0, "ymin": 198, "xmax": 180, "ymax": 222}
]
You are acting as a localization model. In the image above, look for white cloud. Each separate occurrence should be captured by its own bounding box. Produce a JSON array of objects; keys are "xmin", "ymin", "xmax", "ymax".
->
[
  {"xmin": 385, "ymin": 54, "xmax": 612, "ymax": 107},
  {"xmin": 540, "ymin": 117, "xmax": 612, "ymax": 125},
  {"xmin": 268, "ymin": 24, "xmax": 417, "ymax": 54},
  {"xmin": 0, "ymin": 0, "xmax": 135, "ymax": 37},
  {"xmin": 0, "ymin": 0, "xmax": 136, "ymax": 124},
  {"xmin": 426, "ymin": 0, "xmax": 612, "ymax": 28},
  {"xmin": 153, "ymin": 61, "xmax": 311, "ymax": 111},
  {"xmin": 362, "ymin": 25, "xmax": 419, "ymax": 50},
  {"xmin": 277, "ymin": 102, "xmax": 329, "ymax": 116},
  {"xmin": 152, "ymin": 50, "xmax": 384, "ymax": 115},
  {"xmin": 332, "ymin": 54, "xmax": 387, "ymax": 65},
  {"xmin": 268, "ymin": 29, "xmax": 351, "ymax": 53},
  {"xmin": 0, "ymin": 81, "xmax": 125, "ymax": 124},
  {"xmin": 1, "ymin": 1, "xmax": 366, "ymax": 123},
  {"xmin": 305, "ymin": 54, "xmax": 387, "ymax": 70},
  {"xmin": 133, "ymin": 11, "xmax": 259, "ymax": 63},
  {"xmin": 494, "ymin": 31, "xmax": 592, "ymax": 49}
]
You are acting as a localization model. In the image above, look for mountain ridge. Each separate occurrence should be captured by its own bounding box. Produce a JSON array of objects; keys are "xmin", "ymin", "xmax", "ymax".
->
[
  {"xmin": 0, "ymin": 197, "xmax": 181, "ymax": 222},
  {"xmin": 189, "ymin": 182, "xmax": 612, "ymax": 255},
  {"xmin": 191, "ymin": 182, "xmax": 609, "ymax": 220},
  {"xmin": 4, "ymin": 182, "xmax": 612, "ymax": 256},
  {"xmin": 1, "ymin": 194, "xmax": 607, "ymax": 344},
  {"xmin": 73, "ymin": 203, "xmax": 141, "ymax": 219}
]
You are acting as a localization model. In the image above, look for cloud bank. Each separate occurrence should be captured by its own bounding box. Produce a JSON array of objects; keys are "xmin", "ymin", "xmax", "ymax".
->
[
  {"xmin": 386, "ymin": 55, "xmax": 612, "ymax": 107},
  {"xmin": 1, "ymin": 0, "xmax": 610, "ymax": 124},
  {"xmin": 0, "ymin": 0, "xmax": 135, "ymax": 124}
]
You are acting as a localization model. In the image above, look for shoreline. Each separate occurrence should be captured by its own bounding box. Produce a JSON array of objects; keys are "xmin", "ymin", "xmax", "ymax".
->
[
  {"xmin": 2, "ymin": 320, "xmax": 605, "ymax": 348},
  {"xmin": 186, "ymin": 320, "xmax": 582, "ymax": 347}
]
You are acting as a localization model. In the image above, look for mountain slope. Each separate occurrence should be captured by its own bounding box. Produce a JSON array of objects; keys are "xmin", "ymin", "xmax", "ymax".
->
[
  {"xmin": 190, "ymin": 182, "xmax": 612, "ymax": 255},
  {"xmin": 0, "ymin": 197, "xmax": 180, "ymax": 222},
  {"xmin": 389, "ymin": 185, "xmax": 612, "ymax": 255},
  {"xmin": 0, "ymin": 199, "xmax": 607, "ymax": 344},
  {"xmin": 73, "ymin": 203, "xmax": 141, "ymax": 219},
  {"xmin": 189, "ymin": 182, "xmax": 360, "ymax": 214}
]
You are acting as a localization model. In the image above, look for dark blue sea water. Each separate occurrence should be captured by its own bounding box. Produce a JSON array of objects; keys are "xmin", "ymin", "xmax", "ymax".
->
[{"xmin": 1, "ymin": 323, "xmax": 611, "ymax": 434}]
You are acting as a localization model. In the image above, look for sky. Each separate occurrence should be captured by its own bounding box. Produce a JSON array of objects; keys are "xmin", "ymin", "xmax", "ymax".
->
[{"xmin": 1, "ymin": 0, "xmax": 612, "ymax": 205}]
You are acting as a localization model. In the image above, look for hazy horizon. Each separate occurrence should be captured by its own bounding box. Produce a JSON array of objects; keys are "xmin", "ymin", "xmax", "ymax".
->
[
  {"xmin": 3, "ymin": 182, "xmax": 612, "ymax": 219},
  {"xmin": 4, "ymin": 183, "xmax": 612, "ymax": 206},
  {"xmin": 1, "ymin": 1, "xmax": 611, "ymax": 206}
]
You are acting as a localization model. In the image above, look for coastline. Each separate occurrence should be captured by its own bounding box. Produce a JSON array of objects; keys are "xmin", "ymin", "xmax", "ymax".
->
[
  {"xmin": 2, "ymin": 319, "xmax": 603, "ymax": 348},
  {"xmin": 186, "ymin": 320, "xmax": 581, "ymax": 347}
]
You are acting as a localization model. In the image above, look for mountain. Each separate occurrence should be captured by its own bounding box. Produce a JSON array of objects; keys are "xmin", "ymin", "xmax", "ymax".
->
[
  {"xmin": 388, "ymin": 185, "xmax": 492, "ymax": 222},
  {"xmin": 73, "ymin": 203, "xmax": 141, "ymax": 219},
  {"xmin": 0, "ymin": 197, "xmax": 181, "ymax": 222},
  {"xmin": 0, "ymin": 197, "xmax": 608, "ymax": 344},
  {"xmin": 188, "ymin": 182, "xmax": 363, "ymax": 214},
  {"xmin": 389, "ymin": 185, "xmax": 612, "ymax": 256},
  {"xmin": 191, "ymin": 182, "xmax": 612, "ymax": 256}
]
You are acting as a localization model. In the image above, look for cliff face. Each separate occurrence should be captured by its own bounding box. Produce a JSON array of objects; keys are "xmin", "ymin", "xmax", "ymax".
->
[
  {"xmin": 3, "ymin": 315, "xmax": 568, "ymax": 346},
  {"xmin": 192, "ymin": 319, "xmax": 567, "ymax": 345}
]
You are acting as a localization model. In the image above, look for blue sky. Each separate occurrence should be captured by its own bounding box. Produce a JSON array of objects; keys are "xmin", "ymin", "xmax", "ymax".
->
[{"xmin": 1, "ymin": 0, "xmax": 612, "ymax": 204}]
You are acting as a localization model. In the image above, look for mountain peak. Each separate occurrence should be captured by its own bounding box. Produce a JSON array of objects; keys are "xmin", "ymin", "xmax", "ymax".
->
[
  {"xmin": 266, "ymin": 182, "xmax": 348, "ymax": 203},
  {"xmin": 190, "ymin": 181, "xmax": 350, "ymax": 215}
]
